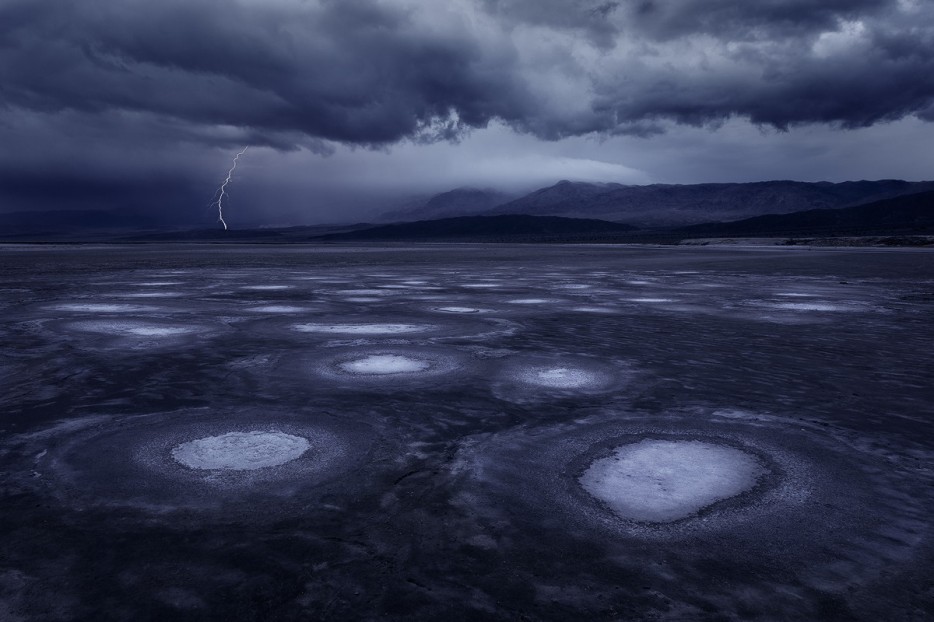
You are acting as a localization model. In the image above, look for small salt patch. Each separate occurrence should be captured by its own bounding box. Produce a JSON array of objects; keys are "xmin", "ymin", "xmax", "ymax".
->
[
  {"xmin": 335, "ymin": 289, "xmax": 389, "ymax": 295},
  {"xmin": 524, "ymin": 367, "xmax": 593, "ymax": 389},
  {"xmin": 121, "ymin": 292, "xmax": 180, "ymax": 298},
  {"xmin": 293, "ymin": 323, "xmax": 427, "ymax": 335},
  {"xmin": 69, "ymin": 321, "xmax": 194, "ymax": 337},
  {"xmin": 573, "ymin": 306, "xmax": 617, "ymax": 314},
  {"xmin": 125, "ymin": 326, "xmax": 192, "ymax": 337},
  {"xmin": 53, "ymin": 303, "xmax": 150, "ymax": 313},
  {"xmin": 771, "ymin": 302, "xmax": 848, "ymax": 312},
  {"xmin": 338, "ymin": 354, "xmax": 431, "ymax": 375},
  {"xmin": 248, "ymin": 305, "xmax": 307, "ymax": 313}
]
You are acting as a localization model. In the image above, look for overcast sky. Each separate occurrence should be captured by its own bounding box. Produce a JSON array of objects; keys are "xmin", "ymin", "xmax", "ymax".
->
[{"xmin": 1, "ymin": 0, "xmax": 933, "ymax": 226}]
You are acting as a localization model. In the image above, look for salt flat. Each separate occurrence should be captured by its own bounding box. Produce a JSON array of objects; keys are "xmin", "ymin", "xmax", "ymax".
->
[{"xmin": 0, "ymin": 243, "xmax": 931, "ymax": 621}]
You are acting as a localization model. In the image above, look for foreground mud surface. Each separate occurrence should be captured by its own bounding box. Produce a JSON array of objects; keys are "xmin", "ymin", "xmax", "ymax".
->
[{"xmin": 1, "ymin": 244, "xmax": 932, "ymax": 621}]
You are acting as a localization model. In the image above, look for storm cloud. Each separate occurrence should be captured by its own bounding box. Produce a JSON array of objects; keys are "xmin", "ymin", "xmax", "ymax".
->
[
  {"xmin": 1, "ymin": 0, "xmax": 933, "ymax": 222},
  {"xmin": 3, "ymin": 0, "xmax": 933, "ymax": 146}
]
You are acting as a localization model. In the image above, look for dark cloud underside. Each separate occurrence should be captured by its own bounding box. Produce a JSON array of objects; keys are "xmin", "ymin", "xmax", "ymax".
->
[{"xmin": 1, "ymin": 0, "xmax": 932, "ymax": 148}]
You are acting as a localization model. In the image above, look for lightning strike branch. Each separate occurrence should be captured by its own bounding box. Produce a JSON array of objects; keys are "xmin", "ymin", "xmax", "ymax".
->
[{"xmin": 214, "ymin": 147, "xmax": 249, "ymax": 230}]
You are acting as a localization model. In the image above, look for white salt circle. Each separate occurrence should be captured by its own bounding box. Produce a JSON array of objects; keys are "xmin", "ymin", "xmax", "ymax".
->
[
  {"xmin": 248, "ymin": 305, "xmax": 308, "ymax": 313},
  {"xmin": 124, "ymin": 326, "xmax": 193, "ymax": 337},
  {"xmin": 242, "ymin": 285, "xmax": 292, "ymax": 291},
  {"xmin": 506, "ymin": 298, "xmax": 552, "ymax": 304},
  {"xmin": 338, "ymin": 354, "xmax": 431, "ymax": 375},
  {"xmin": 580, "ymin": 440, "xmax": 765, "ymax": 523},
  {"xmin": 69, "ymin": 321, "xmax": 194, "ymax": 337},
  {"xmin": 771, "ymin": 302, "xmax": 848, "ymax": 312},
  {"xmin": 524, "ymin": 366, "xmax": 593, "ymax": 389},
  {"xmin": 292, "ymin": 323, "xmax": 427, "ymax": 335},
  {"xmin": 54, "ymin": 303, "xmax": 150, "ymax": 313},
  {"xmin": 171, "ymin": 431, "xmax": 310, "ymax": 471},
  {"xmin": 335, "ymin": 289, "xmax": 389, "ymax": 295},
  {"xmin": 573, "ymin": 306, "xmax": 617, "ymax": 314}
]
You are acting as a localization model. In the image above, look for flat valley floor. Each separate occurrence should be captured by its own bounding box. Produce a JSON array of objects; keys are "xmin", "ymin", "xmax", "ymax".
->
[{"xmin": 0, "ymin": 244, "xmax": 932, "ymax": 621}]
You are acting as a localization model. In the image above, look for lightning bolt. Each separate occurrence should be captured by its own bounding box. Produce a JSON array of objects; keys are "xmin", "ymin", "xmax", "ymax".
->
[{"xmin": 213, "ymin": 147, "xmax": 248, "ymax": 230}]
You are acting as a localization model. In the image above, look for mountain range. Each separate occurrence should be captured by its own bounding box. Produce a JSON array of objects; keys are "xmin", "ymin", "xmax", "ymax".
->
[
  {"xmin": 1, "ymin": 179, "xmax": 931, "ymax": 244},
  {"xmin": 324, "ymin": 188, "xmax": 934, "ymax": 243},
  {"xmin": 380, "ymin": 179, "xmax": 934, "ymax": 227},
  {"xmin": 318, "ymin": 214, "xmax": 638, "ymax": 242}
]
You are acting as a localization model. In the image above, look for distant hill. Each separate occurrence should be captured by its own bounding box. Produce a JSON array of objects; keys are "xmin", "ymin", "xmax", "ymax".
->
[
  {"xmin": 316, "ymin": 214, "xmax": 638, "ymax": 242},
  {"xmin": 675, "ymin": 189, "xmax": 934, "ymax": 238},
  {"xmin": 378, "ymin": 187, "xmax": 518, "ymax": 222},
  {"xmin": 482, "ymin": 179, "xmax": 934, "ymax": 227}
]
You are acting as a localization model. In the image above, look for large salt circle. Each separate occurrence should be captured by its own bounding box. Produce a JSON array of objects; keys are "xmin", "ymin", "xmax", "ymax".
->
[
  {"xmin": 580, "ymin": 440, "xmax": 765, "ymax": 523},
  {"xmin": 171, "ymin": 431, "xmax": 310, "ymax": 471}
]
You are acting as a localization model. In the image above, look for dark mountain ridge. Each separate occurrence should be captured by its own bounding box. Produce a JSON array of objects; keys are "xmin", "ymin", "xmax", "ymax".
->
[
  {"xmin": 321, "ymin": 189, "xmax": 934, "ymax": 244},
  {"xmin": 675, "ymin": 188, "xmax": 934, "ymax": 238},
  {"xmin": 482, "ymin": 179, "xmax": 934, "ymax": 226},
  {"xmin": 317, "ymin": 214, "xmax": 638, "ymax": 242}
]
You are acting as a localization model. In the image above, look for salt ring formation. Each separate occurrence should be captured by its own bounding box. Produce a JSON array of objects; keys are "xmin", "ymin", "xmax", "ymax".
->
[
  {"xmin": 6, "ymin": 410, "xmax": 377, "ymax": 519},
  {"xmin": 1, "ymin": 245, "xmax": 932, "ymax": 621}
]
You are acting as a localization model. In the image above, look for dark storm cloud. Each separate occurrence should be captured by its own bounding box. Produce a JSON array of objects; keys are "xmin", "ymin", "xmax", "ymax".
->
[
  {"xmin": 2, "ymin": 0, "xmax": 933, "ymax": 147},
  {"xmin": 624, "ymin": 0, "xmax": 893, "ymax": 40},
  {"xmin": 0, "ymin": 0, "xmax": 529, "ymax": 147}
]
